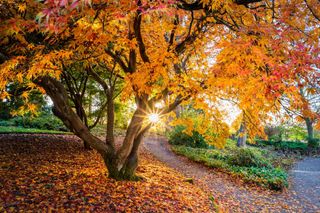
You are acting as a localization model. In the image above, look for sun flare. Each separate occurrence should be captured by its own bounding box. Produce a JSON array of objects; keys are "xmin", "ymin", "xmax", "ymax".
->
[{"xmin": 148, "ymin": 113, "xmax": 160, "ymax": 123}]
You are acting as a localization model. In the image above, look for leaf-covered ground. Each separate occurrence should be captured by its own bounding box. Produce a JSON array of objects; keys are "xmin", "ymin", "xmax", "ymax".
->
[{"xmin": 0, "ymin": 134, "xmax": 214, "ymax": 212}]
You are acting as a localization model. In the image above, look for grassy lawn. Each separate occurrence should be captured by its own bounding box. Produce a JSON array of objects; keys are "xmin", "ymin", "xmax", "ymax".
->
[
  {"xmin": 0, "ymin": 126, "xmax": 72, "ymax": 134},
  {"xmin": 171, "ymin": 140, "xmax": 290, "ymax": 190}
]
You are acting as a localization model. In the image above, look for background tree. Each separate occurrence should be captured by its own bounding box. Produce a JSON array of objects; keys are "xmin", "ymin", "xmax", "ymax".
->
[{"xmin": 279, "ymin": 70, "xmax": 320, "ymax": 144}]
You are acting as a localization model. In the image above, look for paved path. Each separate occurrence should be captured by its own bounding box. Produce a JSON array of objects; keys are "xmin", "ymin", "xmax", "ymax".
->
[
  {"xmin": 144, "ymin": 137, "xmax": 320, "ymax": 212},
  {"xmin": 290, "ymin": 157, "xmax": 320, "ymax": 208}
]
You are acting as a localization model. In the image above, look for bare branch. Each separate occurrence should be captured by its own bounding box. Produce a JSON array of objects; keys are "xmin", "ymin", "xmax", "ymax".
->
[
  {"xmin": 89, "ymin": 101, "xmax": 108, "ymax": 129},
  {"xmin": 304, "ymin": 0, "xmax": 320, "ymax": 22},
  {"xmin": 86, "ymin": 65, "xmax": 109, "ymax": 94}
]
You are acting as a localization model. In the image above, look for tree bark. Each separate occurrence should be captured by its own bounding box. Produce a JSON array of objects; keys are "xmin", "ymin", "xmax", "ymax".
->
[
  {"xmin": 104, "ymin": 124, "xmax": 150, "ymax": 180},
  {"xmin": 237, "ymin": 122, "xmax": 247, "ymax": 147},
  {"xmin": 35, "ymin": 76, "xmax": 110, "ymax": 155},
  {"xmin": 305, "ymin": 117, "xmax": 314, "ymax": 140},
  {"xmin": 36, "ymin": 75, "xmax": 152, "ymax": 180},
  {"xmin": 106, "ymin": 93, "xmax": 115, "ymax": 149}
]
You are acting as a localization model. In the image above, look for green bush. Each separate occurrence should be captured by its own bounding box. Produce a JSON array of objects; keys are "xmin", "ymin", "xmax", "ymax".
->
[
  {"xmin": 168, "ymin": 125, "xmax": 208, "ymax": 148},
  {"xmin": 231, "ymin": 166, "xmax": 288, "ymax": 190},
  {"xmin": 171, "ymin": 145, "xmax": 288, "ymax": 190},
  {"xmin": 228, "ymin": 148, "xmax": 272, "ymax": 168},
  {"xmin": 0, "ymin": 120, "xmax": 14, "ymax": 127},
  {"xmin": 287, "ymin": 126, "xmax": 307, "ymax": 141},
  {"xmin": 255, "ymin": 139, "xmax": 308, "ymax": 152},
  {"xmin": 2, "ymin": 114, "xmax": 67, "ymax": 131},
  {"xmin": 307, "ymin": 138, "xmax": 319, "ymax": 148},
  {"xmin": 274, "ymin": 141, "xmax": 308, "ymax": 151}
]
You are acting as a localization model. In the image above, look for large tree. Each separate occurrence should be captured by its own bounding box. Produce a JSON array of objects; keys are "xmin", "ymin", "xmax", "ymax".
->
[
  {"xmin": 280, "ymin": 78, "xmax": 320, "ymax": 142},
  {"xmin": 0, "ymin": 0, "xmax": 319, "ymax": 180}
]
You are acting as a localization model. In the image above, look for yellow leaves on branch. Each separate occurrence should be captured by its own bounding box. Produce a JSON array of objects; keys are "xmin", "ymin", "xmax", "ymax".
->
[
  {"xmin": 0, "ymin": 56, "xmax": 26, "ymax": 93},
  {"xmin": 17, "ymin": 3, "xmax": 26, "ymax": 13},
  {"xmin": 21, "ymin": 91, "xmax": 29, "ymax": 100},
  {"xmin": 0, "ymin": 91, "xmax": 10, "ymax": 100},
  {"xmin": 169, "ymin": 108, "xmax": 230, "ymax": 149},
  {"xmin": 11, "ymin": 103, "xmax": 38, "ymax": 117},
  {"xmin": 26, "ymin": 50, "xmax": 72, "ymax": 80},
  {"xmin": 1, "ymin": 0, "xmax": 318, "ymax": 143}
]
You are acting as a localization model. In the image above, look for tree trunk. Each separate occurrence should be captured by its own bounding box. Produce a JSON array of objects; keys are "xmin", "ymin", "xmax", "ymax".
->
[
  {"xmin": 106, "ymin": 93, "xmax": 115, "ymax": 147},
  {"xmin": 35, "ymin": 76, "xmax": 110, "ymax": 155},
  {"xmin": 305, "ymin": 118, "xmax": 314, "ymax": 149},
  {"xmin": 305, "ymin": 118, "xmax": 314, "ymax": 140},
  {"xmin": 237, "ymin": 122, "xmax": 247, "ymax": 147},
  {"xmin": 74, "ymin": 94, "xmax": 91, "ymax": 149},
  {"xmin": 35, "ymin": 76, "xmax": 155, "ymax": 181},
  {"xmin": 103, "ymin": 123, "xmax": 151, "ymax": 180}
]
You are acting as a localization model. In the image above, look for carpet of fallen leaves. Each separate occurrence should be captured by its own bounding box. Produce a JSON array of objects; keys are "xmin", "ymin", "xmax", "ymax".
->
[{"xmin": 0, "ymin": 134, "xmax": 214, "ymax": 212}]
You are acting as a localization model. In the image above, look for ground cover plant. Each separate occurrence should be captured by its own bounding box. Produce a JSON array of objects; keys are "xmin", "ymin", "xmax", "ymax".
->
[
  {"xmin": 254, "ymin": 139, "xmax": 320, "ymax": 155},
  {"xmin": 171, "ymin": 140, "xmax": 289, "ymax": 190},
  {"xmin": 254, "ymin": 139, "xmax": 308, "ymax": 151}
]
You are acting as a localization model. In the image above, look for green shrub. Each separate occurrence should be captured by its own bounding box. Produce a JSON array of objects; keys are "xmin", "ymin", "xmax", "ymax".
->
[
  {"xmin": 7, "ymin": 114, "xmax": 67, "ymax": 131},
  {"xmin": 228, "ymin": 148, "xmax": 272, "ymax": 168},
  {"xmin": 0, "ymin": 120, "xmax": 14, "ymax": 126},
  {"xmin": 171, "ymin": 145, "xmax": 288, "ymax": 190},
  {"xmin": 255, "ymin": 139, "xmax": 308, "ymax": 152},
  {"xmin": 287, "ymin": 126, "xmax": 307, "ymax": 141},
  {"xmin": 274, "ymin": 141, "xmax": 307, "ymax": 151},
  {"xmin": 231, "ymin": 166, "xmax": 288, "ymax": 190},
  {"xmin": 307, "ymin": 138, "xmax": 319, "ymax": 148},
  {"xmin": 168, "ymin": 125, "xmax": 208, "ymax": 148},
  {"xmin": 204, "ymin": 158, "xmax": 229, "ymax": 169}
]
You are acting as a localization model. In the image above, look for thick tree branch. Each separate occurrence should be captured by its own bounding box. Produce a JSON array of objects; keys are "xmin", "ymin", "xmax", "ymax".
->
[
  {"xmin": 105, "ymin": 49, "xmax": 130, "ymax": 73},
  {"xmin": 86, "ymin": 65, "xmax": 109, "ymax": 94},
  {"xmin": 134, "ymin": 13, "xmax": 150, "ymax": 63},
  {"xmin": 89, "ymin": 100, "xmax": 108, "ymax": 129},
  {"xmin": 304, "ymin": 0, "xmax": 320, "ymax": 22},
  {"xmin": 161, "ymin": 94, "xmax": 191, "ymax": 114},
  {"xmin": 34, "ymin": 76, "xmax": 111, "ymax": 155},
  {"xmin": 177, "ymin": 0, "xmax": 262, "ymax": 11},
  {"xmin": 167, "ymin": 15, "xmax": 179, "ymax": 51},
  {"xmin": 235, "ymin": 0, "xmax": 262, "ymax": 5}
]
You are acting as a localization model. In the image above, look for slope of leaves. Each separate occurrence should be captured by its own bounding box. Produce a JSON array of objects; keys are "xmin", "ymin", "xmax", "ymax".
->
[{"xmin": 0, "ymin": 134, "xmax": 214, "ymax": 212}]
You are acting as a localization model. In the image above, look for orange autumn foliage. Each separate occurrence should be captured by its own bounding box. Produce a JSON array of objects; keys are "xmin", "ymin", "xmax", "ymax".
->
[{"xmin": 0, "ymin": 0, "xmax": 319, "ymax": 177}]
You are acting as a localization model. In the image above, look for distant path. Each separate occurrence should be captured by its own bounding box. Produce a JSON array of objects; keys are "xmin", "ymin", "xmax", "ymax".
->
[
  {"xmin": 144, "ymin": 136, "xmax": 320, "ymax": 212},
  {"xmin": 290, "ymin": 157, "xmax": 320, "ymax": 208}
]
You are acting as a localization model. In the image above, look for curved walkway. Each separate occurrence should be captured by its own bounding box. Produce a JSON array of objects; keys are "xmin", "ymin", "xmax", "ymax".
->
[
  {"xmin": 144, "ymin": 137, "xmax": 320, "ymax": 212},
  {"xmin": 291, "ymin": 158, "xmax": 320, "ymax": 208}
]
